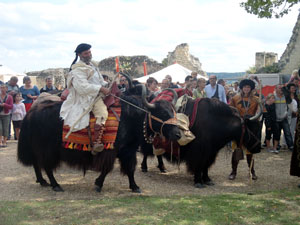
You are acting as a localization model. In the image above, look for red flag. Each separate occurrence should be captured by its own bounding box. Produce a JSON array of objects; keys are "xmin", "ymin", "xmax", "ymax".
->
[
  {"xmin": 115, "ymin": 57, "xmax": 119, "ymax": 72},
  {"xmin": 143, "ymin": 61, "xmax": 147, "ymax": 76},
  {"xmin": 262, "ymin": 85, "xmax": 276, "ymax": 97}
]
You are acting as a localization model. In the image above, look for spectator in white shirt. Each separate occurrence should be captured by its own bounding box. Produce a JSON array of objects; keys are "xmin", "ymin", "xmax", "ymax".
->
[{"xmin": 204, "ymin": 75, "xmax": 227, "ymax": 103}]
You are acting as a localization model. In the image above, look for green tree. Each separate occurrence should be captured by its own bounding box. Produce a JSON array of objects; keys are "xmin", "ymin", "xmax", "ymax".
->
[
  {"xmin": 256, "ymin": 63, "xmax": 280, "ymax": 73},
  {"xmin": 161, "ymin": 57, "xmax": 168, "ymax": 66},
  {"xmin": 240, "ymin": 0, "xmax": 300, "ymax": 18},
  {"xmin": 246, "ymin": 63, "xmax": 280, "ymax": 74},
  {"xmin": 246, "ymin": 65, "xmax": 257, "ymax": 74}
]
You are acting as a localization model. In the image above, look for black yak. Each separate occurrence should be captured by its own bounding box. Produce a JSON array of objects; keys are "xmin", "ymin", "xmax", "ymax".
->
[
  {"xmin": 141, "ymin": 97, "xmax": 262, "ymax": 188},
  {"xmin": 17, "ymin": 83, "xmax": 181, "ymax": 193}
]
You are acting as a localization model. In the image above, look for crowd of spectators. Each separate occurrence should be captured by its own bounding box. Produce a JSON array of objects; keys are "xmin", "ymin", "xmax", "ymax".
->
[
  {"xmin": 0, "ymin": 75, "xmax": 60, "ymax": 149},
  {"xmin": 144, "ymin": 70, "xmax": 300, "ymax": 157}
]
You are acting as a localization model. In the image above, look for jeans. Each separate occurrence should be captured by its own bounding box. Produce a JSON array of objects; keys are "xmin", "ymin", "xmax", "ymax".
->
[
  {"xmin": 8, "ymin": 114, "xmax": 16, "ymax": 140},
  {"xmin": 276, "ymin": 118, "xmax": 293, "ymax": 148},
  {"xmin": 0, "ymin": 114, "xmax": 11, "ymax": 137},
  {"xmin": 290, "ymin": 117, "xmax": 297, "ymax": 142}
]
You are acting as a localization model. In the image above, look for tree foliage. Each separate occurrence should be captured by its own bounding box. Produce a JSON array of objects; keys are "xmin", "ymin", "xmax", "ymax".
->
[
  {"xmin": 240, "ymin": 0, "xmax": 300, "ymax": 18},
  {"xmin": 246, "ymin": 63, "xmax": 280, "ymax": 74},
  {"xmin": 246, "ymin": 65, "xmax": 257, "ymax": 74},
  {"xmin": 258, "ymin": 63, "xmax": 280, "ymax": 73},
  {"xmin": 161, "ymin": 57, "xmax": 168, "ymax": 66}
]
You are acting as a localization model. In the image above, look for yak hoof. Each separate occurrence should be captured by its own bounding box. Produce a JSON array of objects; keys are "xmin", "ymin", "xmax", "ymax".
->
[
  {"xmin": 204, "ymin": 180, "xmax": 215, "ymax": 186},
  {"xmin": 195, "ymin": 183, "xmax": 206, "ymax": 189},
  {"xmin": 131, "ymin": 187, "xmax": 142, "ymax": 193},
  {"xmin": 37, "ymin": 180, "xmax": 50, "ymax": 187},
  {"xmin": 53, "ymin": 185, "xmax": 64, "ymax": 192},
  {"xmin": 95, "ymin": 186, "xmax": 102, "ymax": 193},
  {"xmin": 141, "ymin": 168, "xmax": 148, "ymax": 173},
  {"xmin": 158, "ymin": 167, "xmax": 167, "ymax": 173},
  {"xmin": 158, "ymin": 165, "xmax": 167, "ymax": 173}
]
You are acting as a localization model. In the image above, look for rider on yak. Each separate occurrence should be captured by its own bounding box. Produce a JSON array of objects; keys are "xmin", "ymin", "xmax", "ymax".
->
[{"xmin": 60, "ymin": 43, "xmax": 110, "ymax": 154}]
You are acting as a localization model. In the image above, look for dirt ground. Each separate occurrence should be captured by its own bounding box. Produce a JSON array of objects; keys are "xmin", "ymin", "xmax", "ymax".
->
[{"xmin": 0, "ymin": 140, "xmax": 299, "ymax": 201}]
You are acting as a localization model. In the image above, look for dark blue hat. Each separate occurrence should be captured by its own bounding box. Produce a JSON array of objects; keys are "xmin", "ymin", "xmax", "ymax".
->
[
  {"xmin": 69, "ymin": 43, "xmax": 92, "ymax": 71},
  {"xmin": 75, "ymin": 43, "xmax": 91, "ymax": 54}
]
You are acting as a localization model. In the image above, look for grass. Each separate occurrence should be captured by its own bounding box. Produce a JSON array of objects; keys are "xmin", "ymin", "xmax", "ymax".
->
[{"xmin": 0, "ymin": 189, "xmax": 300, "ymax": 225}]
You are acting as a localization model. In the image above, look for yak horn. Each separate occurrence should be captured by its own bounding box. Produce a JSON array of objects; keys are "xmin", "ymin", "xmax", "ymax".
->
[
  {"xmin": 140, "ymin": 84, "xmax": 155, "ymax": 109},
  {"xmin": 249, "ymin": 102, "xmax": 263, "ymax": 121},
  {"xmin": 163, "ymin": 88, "xmax": 178, "ymax": 106}
]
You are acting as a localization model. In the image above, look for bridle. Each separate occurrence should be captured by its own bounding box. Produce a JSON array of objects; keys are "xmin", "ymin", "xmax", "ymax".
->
[
  {"xmin": 109, "ymin": 92, "xmax": 178, "ymax": 143},
  {"xmin": 147, "ymin": 107, "xmax": 177, "ymax": 138}
]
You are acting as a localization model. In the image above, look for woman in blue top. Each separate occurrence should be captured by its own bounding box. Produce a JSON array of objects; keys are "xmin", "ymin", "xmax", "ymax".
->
[{"xmin": 19, "ymin": 76, "xmax": 40, "ymax": 112}]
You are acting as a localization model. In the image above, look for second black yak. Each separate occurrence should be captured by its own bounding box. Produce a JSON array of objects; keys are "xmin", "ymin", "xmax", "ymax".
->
[{"xmin": 141, "ymin": 97, "xmax": 261, "ymax": 188}]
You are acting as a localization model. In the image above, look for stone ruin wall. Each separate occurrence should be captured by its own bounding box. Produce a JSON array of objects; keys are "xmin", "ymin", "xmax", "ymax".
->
[
  {"xmin": 279, "ymin": 13, "xmax": 300, "ymax": 74},
  {"xmin": 255, "ymin": 52, "xmax": 278, "ymax": 69},
  {"xmin": 167, "ymin": 43, "xmax": 206, "ymax": 76},
  {"xmin": 26, "ymin": 56, "xmax": 164, "ymax": 86},
  {"xmin": 26, "ymin": 43, "xmax": 206, "ymax": 84},
  {"xmin": 27, "ymin": 68, "xmax": 68, "ymax": 89},
  {"xmin": 98, "ymin": 56, "xmax": 164, "ymax": 79}
]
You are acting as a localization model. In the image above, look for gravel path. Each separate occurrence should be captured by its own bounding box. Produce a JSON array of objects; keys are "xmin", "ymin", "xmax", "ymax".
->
[{"xmin": 0, "ymin": 140, "xmax": 299, "ymax": 201}]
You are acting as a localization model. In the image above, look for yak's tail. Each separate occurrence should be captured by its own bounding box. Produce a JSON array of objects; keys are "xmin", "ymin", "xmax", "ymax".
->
[{"xmin": 17, "ymin": 111, "xmax": 35, "ymax": 166}]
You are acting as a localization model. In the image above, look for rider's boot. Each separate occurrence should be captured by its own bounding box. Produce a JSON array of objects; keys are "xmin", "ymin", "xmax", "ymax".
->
[{"xmin": 91, "ymin": 124, "xmax": 105, "ymax": 155}]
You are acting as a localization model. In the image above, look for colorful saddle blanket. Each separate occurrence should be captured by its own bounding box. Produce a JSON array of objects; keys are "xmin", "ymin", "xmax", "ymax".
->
[
  {"xmin": 62, "ymin": 103, "xmax": 121, "ymax": 151},
  {"xmin": 151, "ymin": 88, "xmax": 192, "ymax": 103}
]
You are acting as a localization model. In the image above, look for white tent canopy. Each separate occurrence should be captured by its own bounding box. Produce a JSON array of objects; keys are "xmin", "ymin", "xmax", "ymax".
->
[
  {"xmin": 135, "ymin": 63, "xmax": 207, "ymax": 83},
  {"xmin": 0, "ymin": 64, "xmax": 26, "ymax": 86}
]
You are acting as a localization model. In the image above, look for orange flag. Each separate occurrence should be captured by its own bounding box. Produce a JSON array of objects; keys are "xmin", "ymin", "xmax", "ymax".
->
[
  {"xmin": 143, "ymin": 61, "xmax": 147, "ymax": 76},
  {"xmin": 115, "ymin": 57, "xmax": 119, "ymax": 72}
]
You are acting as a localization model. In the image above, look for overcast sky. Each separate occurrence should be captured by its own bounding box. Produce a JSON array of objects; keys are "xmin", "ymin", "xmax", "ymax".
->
[{"xmin": 0, "ymin": 0, "xmax": 299, "ymax": 73}]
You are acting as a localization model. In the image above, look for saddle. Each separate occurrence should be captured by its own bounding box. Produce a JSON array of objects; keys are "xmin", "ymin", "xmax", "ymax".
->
[
  {"xmin": 62, "ymin": 82, "xmax": 122, "ymax": 152},
  {"xmin": 62, "ymin": 102, "xmax": 121, "ymax": 152}
]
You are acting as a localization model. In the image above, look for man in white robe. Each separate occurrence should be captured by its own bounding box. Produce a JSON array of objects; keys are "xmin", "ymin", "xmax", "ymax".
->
[{"xmin": 60, "ymin": 43, "xmax": 110, "ymax": 153}]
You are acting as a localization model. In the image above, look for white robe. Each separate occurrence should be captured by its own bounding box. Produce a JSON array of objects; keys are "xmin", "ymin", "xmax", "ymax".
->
[{"xmin": 60, "ymin": 60, "xmax": 107, "ymax": 131}]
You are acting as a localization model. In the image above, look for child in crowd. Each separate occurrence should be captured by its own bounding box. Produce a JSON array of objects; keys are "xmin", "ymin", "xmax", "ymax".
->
[
  {"xmin": 12, "ymin": 93, "xmax": 26, "ymax": 140},
  {"xmin": 264, "ymin": 93, "xmax": 278, "ymax": 153}
]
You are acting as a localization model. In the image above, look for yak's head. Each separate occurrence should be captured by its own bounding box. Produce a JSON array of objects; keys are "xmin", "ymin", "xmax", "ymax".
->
[
  {"xmin": 141, "ymin": 86, "xmax": 181, "ymax": 141},
  {"xmin": 239, "ymin": 103, "xmax": 263, "ymax": 154},
  {"xmin": 118, "ymin": 73, "xmax": 180, "ymax": 141}
]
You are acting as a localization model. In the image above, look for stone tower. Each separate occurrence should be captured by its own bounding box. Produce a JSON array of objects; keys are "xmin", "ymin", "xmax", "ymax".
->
[
  {"xmin": 279, "ymin": 12, "xmax": 300, "ymax": 74},
  {"xmin": 255, "ymin": 52, "xmax": 278, "ymax": 69},
  {"xmin": 167, "ymin": 43, "xmax": 206, "ymax": 76}
]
